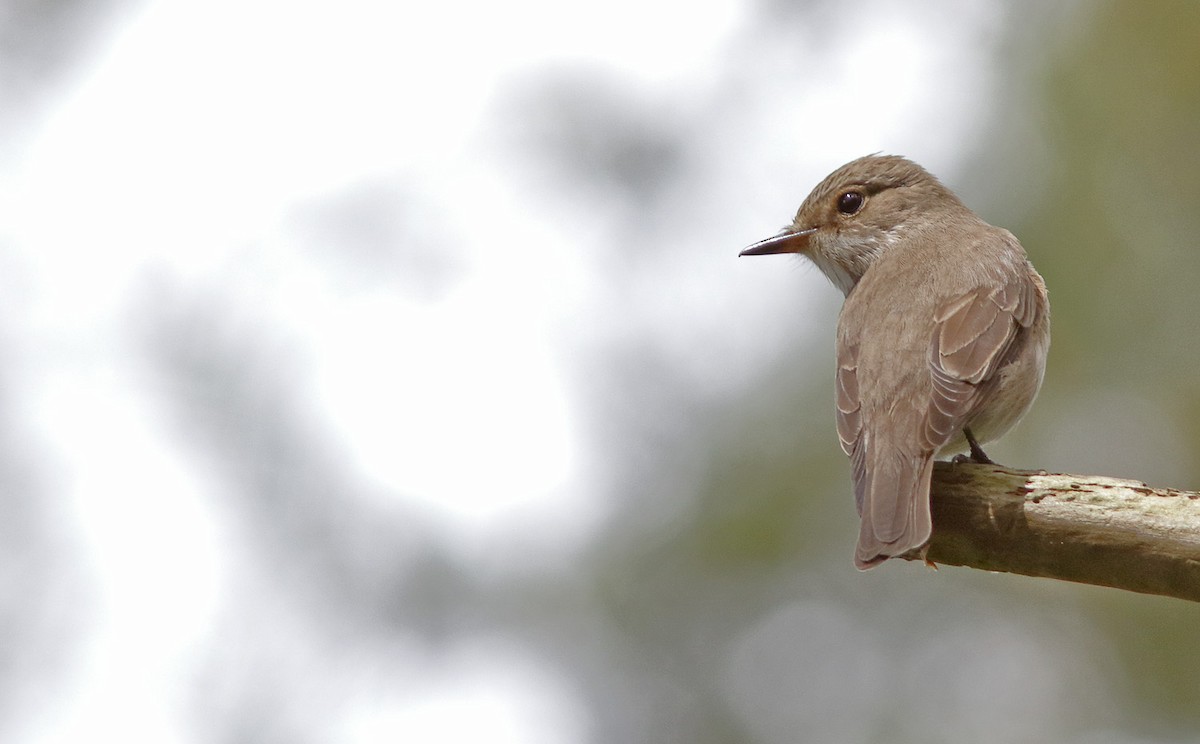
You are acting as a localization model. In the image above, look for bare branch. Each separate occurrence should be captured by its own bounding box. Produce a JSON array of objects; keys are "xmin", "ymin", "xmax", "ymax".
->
[{"xmin": 911, "ymin": 462, "xmax": 1200, "ymax": 602}]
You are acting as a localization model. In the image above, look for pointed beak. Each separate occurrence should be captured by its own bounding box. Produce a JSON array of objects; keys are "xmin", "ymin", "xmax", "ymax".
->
[{"xmin": 739, "ymin": 227, "xmax": 817, "ymax": 257}]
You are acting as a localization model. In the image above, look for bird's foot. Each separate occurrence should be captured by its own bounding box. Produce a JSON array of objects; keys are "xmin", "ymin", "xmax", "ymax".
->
[
  {"xmin": 920, "ymin": 544, "xmax": 938, "ymax": 570},
  {"xmin": 963, "ymin": 427, "xmax": 995, "ymax": 465}
]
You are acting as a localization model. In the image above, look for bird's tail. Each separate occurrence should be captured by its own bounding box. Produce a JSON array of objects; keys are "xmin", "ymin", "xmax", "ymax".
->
[{"xmin": 853, "ymin": 449, "xmax": 935, "ymax": 569}]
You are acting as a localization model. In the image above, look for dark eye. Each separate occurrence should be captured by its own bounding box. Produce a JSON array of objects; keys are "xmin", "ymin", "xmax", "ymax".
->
[{"xmin": 837, "ymin": 190, "xmax": 865, "ymax": 215}]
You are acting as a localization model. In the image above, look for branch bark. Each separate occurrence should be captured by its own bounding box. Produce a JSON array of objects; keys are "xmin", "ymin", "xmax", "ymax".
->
[{"xmin": 911, "ymin": 462, "xmax": 1200, "ymax": 602}]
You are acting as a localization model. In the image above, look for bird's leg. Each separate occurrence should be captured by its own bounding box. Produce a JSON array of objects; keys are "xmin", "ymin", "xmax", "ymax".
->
[
  {"xmin": 919, "ymin": 544, "xmax": 938, "ymax": 570},
  {"xmin": 963, "ymin": 427, "xmax": 994, "ymax": 464}
]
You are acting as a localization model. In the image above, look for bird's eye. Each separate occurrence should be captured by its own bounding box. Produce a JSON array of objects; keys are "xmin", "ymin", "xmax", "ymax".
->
[{"xmin": 837, "ymin": 191, "xmax": 865, "ymax": 215}]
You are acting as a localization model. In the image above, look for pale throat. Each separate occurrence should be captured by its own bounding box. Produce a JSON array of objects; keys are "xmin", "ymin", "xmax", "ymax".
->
[{"xmin": 809, "ymin": 225, "xmax": 906, "ymax": 297}]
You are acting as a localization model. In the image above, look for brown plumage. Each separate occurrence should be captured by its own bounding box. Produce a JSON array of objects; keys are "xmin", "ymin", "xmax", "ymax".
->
[{"xmin": 741, "ymin": 155, "xmax": 1050, "ymax": 569}]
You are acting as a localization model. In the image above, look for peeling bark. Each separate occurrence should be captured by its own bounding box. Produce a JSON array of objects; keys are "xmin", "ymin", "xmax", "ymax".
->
[{"xmin": 908, "ymin": 462, "xmax": 1200, "ymax": 602}]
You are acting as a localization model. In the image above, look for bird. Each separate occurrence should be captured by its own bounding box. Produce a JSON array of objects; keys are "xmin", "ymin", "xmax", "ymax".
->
[{"xmin": 740, "ymin": 155, "xmax": 1050, "ymax": 569}]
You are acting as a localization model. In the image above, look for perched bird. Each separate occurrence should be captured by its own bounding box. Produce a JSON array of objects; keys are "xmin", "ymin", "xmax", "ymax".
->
[{"xmin": 741, "ymin": 155, "xmax": 1049, "ymax": 569}]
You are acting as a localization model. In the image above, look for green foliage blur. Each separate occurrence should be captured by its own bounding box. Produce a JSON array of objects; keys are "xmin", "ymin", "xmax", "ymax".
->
[
  {"xmin": 28, "ymin": 2, "xmax": 1194, "ymax": 742},
  {"xmin": 1001, "ymin": 2, "xmax": 1200, "ymax": 731},
  {"xmin": 542, "ymin": 3, "xmax": 1200, "ymax": 741}
]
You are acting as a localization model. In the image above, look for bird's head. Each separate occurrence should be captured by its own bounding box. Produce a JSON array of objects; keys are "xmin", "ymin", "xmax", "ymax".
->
[{"xmin": 741, "ymin": 155, "xmax": 961, "ymax": 295}]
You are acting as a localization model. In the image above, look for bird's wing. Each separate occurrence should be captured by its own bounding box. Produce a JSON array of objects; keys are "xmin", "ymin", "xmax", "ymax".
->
[
  {"xmin": 835, "ymin": 342, "xmax": 861, "ymax": 459},
  {"xmin": 923, "ymin": 270, "xmax": 1039, "ymax": 449},
  {"xmin": 834, "ymin": 340, "xmax": 863, "ymax": 504},
  {"xmin": 843, "ymin": 267, "xmax": 1040, "ymax": 569}
]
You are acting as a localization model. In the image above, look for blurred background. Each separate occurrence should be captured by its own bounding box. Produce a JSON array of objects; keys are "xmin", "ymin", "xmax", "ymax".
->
[{"xmin": 1, "ymin": 0, "xmax": 1199, "ymax": 741}]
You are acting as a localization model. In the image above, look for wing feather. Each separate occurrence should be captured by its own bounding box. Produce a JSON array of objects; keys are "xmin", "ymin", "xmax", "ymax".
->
[
  {"xmin": 924, "ymin": 272, "xmax": 1037, "ymax": 449},
  {"xmin": 835, "ymin": 344, "xmax": 861, "ymax": 458}
]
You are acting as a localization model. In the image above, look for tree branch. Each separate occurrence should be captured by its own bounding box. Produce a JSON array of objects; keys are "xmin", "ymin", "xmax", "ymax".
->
[{"xmin": 910, "ymin": 462, "xmax": 1200, "ymax": 602}]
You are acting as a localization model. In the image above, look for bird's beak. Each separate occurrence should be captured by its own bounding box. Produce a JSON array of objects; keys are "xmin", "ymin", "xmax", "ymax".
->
[{"xmin": 739, "ymin": 227, "xmax": 817, "ymax": 256}]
